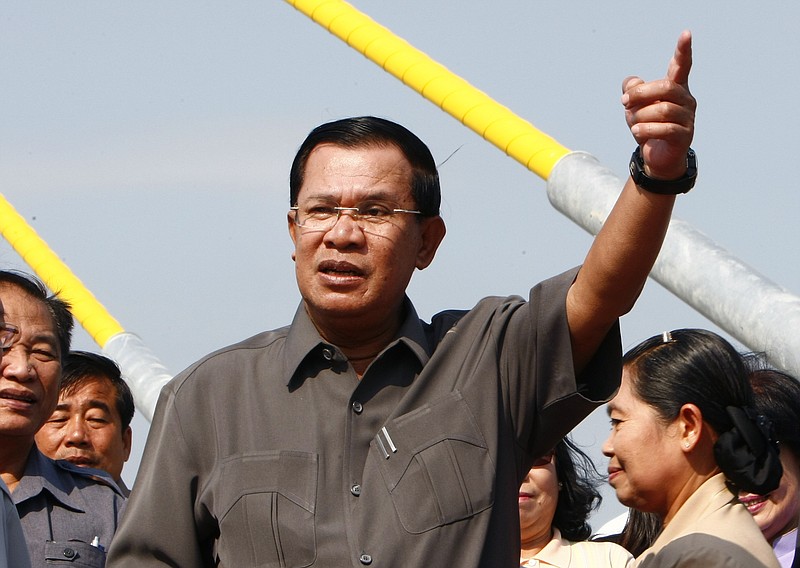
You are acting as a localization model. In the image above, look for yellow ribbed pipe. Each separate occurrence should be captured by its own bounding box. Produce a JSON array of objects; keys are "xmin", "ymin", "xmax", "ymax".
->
[
  {"xmin": 286, "ymin": 0, "xmax": 570, "ymax": 179},
  {"xmin": 0, "ymin": 194, "xmax": 124, "ymax": 346}
]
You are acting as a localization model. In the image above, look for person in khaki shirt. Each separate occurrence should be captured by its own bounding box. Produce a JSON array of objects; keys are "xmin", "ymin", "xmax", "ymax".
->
[
  {"xmin": 604, "ymin": 329, "xmax": 782, "ymax": 568},
  {"xmin": 519, "ymin": 438, "xmax": 633, "ymax": 567}
]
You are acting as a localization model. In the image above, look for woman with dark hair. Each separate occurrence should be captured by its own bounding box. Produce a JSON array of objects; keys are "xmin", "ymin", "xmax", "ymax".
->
[
  {"xmin": 519, "ymin": 437, "xmax": 633, "ymax": 567},
  {"xmin": 603, "ymin": 329, "xmax": 782, "ymax": 567},
  {"xmin": 738, "ymin": 366, "xmax": 800, "ymax": 567}
]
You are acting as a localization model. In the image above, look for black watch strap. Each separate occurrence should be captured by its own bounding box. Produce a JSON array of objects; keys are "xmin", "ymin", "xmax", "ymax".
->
[{"xmin": 629, "ymin": 146, "xmax": 697, "ymax": 195}]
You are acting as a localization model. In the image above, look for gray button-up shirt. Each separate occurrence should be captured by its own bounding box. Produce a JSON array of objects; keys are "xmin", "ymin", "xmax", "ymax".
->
[
  {"xmin": 13, "ymin": 447, "xmax": 125, "ymax": 568},
  {"xmin": 109, "ymin": 268, "xmax": 621, "ymax": 567},
  {"xmin": 2, "ymin": 478, "xmax": 30, "ymax": 568}
]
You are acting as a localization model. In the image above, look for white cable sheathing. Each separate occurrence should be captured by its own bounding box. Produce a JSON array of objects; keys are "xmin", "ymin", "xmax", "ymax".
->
[
  {"xmin": 103, "ymin": 332, "xmax": 174, "ymax": 422},
  {"xmin": 547, "ymin": 151, "xmax": 800, "ymax": 378}
]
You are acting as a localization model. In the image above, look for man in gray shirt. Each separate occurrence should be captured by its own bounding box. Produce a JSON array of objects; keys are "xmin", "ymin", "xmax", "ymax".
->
[
  {"xmin": 110, "ymin": 33, "xmax": 697, "ymax": 567},
  {"xmin": 0, "ymin": 327, "xmax": 30, "ymax": 568},
  {"xmin": 0, "ymin": 271, "xmax": 125, "ymax": 567}
]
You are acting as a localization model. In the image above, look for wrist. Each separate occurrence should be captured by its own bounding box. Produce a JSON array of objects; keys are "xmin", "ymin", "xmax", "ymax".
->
[
  {"xmin": 643, "ymin": 162, "xmax": 687, "ymax": 180},
  {"xmin": 629, "ymin": 147, "xmax": 697, "ymax": 195}
]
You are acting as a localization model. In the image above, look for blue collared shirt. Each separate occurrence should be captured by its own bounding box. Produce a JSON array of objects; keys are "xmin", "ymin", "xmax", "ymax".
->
[
  {"xmin": 12, "ymin": 447, "xmax": 125, "ymax": 568},
  {"xmin": 1, "ymin": 477, "xmax": 31, "ymax": 568}
]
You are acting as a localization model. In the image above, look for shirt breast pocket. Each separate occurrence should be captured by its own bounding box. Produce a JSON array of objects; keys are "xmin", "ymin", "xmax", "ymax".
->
[
  {"xmin": 214, "ymin": 451, "xmax": 317, "ymax": 568},
  {"xmin": 374, "ymin": 391, "xmax": 495, "ymax": 534},
  {"xmin": 44, "ymin": 540, "xmax": 106, "ymax": 567}
]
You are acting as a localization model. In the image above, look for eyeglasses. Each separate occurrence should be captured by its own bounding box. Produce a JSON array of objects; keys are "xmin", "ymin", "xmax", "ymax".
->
[
  {"xmin": 531, "ymin": 450, "xmax": 555, "ymax": 468},
  {"xmin": 291, "ymin": 204, "xmax": 422, "ymax": 232},
  {"xmin": 1, "ymin": 323, "xmax": 19, "ymax": 349}
]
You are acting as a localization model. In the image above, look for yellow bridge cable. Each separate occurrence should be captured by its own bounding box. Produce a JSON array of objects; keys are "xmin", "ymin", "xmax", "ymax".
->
[
  {"xmin": 286, "ymin": 0, "xmax": 571, "ymax": 180},
  {"xmin": 0, "ymin": 194, "xmax": 124, "ymax": 346}
]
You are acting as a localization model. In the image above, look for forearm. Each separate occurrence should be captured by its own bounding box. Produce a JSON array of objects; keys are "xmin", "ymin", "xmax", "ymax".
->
[{"xmin": 567, "ymin": 177, "xmax": 676, "ymax": 370}]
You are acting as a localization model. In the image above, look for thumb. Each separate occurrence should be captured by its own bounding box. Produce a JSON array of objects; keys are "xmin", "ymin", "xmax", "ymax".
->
[{"xmin": 621, "ymin": 76, "xmax": 644, "ymax": 94}]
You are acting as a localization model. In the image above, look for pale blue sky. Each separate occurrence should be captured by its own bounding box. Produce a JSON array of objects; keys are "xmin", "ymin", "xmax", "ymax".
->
[{"xmin": 2, "ymin": 1, "xmax": 798, "ymax": 526}]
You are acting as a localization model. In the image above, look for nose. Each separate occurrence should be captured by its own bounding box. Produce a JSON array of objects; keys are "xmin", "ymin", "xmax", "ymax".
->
[
  {"xmin": 601, "ymin": 432, "xmax": 614, "ymax": 458},
  {"xmin": 65, "ymin": 416, "xmax": 91, "ymax": 448},
  {"xmin": 1, "ymin": 344, "xmax": 34, "ymax": 382},
  {"xmin": 323, "ymin": 209, "xmax": 367, "ymax": 249}
]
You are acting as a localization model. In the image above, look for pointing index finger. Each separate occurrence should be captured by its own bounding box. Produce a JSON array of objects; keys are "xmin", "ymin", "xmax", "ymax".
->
[{"xmin": 667, "ymin": 30, "xmax": 693, "ymax": 86}]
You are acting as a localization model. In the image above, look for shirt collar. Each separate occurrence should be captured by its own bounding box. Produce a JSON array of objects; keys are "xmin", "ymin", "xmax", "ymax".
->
[
  {"xmin": 283, "ymin": 297, "xmax": 431, "ymax": 387},
  {"xmin": 649, "ymin": 472, "xmax": 733, "ymax": 552},
  {"xmin": 527, "ymin": 527, "xmax": 572, "ymax": 567},
  {"xmin": 12, "ymin": 446, "xmax": 88, "ymax": 513}
]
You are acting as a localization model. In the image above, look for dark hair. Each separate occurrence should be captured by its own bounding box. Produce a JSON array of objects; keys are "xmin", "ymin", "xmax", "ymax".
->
[
  {"xmin": 552, "ymin": 437, "xmax": 604, "ymax": 541},
  {"xmin": 745, "ymin": 360, "xmax": 800, "ymax": 459},
  {"xmin": 617, "ymin": 509, "xmax": 662, "ymax": 557},
  {"xmin": 61, "ymin": 351, "xmax": 135, "ymax": 431},
  {"xmin": 0, "ymin": 269, "xmax": 73, "ymax": 359},
  {"xmin": 624, "ymin": 329, "xmax": 781, "ymax": 494},
  {"xmin": 289, "ymin": 116, "xmax": 441, "ymax": 217}
]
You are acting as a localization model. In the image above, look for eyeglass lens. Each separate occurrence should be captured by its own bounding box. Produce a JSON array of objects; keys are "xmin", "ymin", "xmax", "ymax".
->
[{"xmin": 1, "ymin": 324, "xmax": 19, "ymax": 348}]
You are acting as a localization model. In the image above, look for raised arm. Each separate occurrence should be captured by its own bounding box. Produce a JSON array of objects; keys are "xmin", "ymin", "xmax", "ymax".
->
[{"xmin": 567, "ymin": 31, "xmax": 696, "ymax": 372}]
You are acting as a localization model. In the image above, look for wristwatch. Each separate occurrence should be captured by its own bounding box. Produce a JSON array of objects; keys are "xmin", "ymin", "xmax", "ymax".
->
[{"xmin": 629, "ymin": 146, "xmax": 697, "ymax": 195}]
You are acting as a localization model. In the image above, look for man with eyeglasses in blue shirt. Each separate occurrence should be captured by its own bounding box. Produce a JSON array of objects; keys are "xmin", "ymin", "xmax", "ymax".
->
[
  {"xmin": 111, "ymin": 32, "xmax": 697, "ymax": 567},
  {"xmin": 0, "ymin": 322, "xmax": 31, "ymax": 568},
  {"xmin": 0, "ymin": 271, "xmax": 125, "ymax": 568}
]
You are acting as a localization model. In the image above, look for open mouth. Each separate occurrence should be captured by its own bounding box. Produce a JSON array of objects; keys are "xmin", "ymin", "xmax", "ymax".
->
[
  {"xmin": 739, "ymin": 494, "xmax": 769, "ymax": 513},
  {"xmin": 319, "ymin": 260, "xmax": 364, "ymax": 278}
]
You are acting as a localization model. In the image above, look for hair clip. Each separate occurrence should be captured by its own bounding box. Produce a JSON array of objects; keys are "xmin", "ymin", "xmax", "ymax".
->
[{"xmin": 661, "ymin": 331, "xmax": 674, "ymax": 343}]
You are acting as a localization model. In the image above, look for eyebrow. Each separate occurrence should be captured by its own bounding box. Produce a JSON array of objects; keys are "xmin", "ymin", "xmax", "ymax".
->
[
  {"xmin": 300, "ymin": 190, "xmax": 404, "ymax": 204},
  {"xmin": 55, "ymin": 399, "xmax": 113, "ymax": 414},
  {"xmin": 29, "ymin": 330, "xmax": 59, "ymax": 345}
]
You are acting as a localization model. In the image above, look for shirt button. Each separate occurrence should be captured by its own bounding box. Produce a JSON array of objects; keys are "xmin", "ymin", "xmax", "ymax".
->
[
  {"xmin": 351, "ymin": 401, "xmax": 363, "ymax": 414},
  {"xmin": 63, "ymin": 547, "xmax": 76, "ymax": 559},
  {"xmin": 322, "ymin": 348, "xmax": 334, "ymax": 360},
  {"xmin": 351, "ymin": 484, "xmax": 361, "ymax": 496},
  {"xmin": 359, "ymin": 553, "xmax": 372, "ymax": 565}
]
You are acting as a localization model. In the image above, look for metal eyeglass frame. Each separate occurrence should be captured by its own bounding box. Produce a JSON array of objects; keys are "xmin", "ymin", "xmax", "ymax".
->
[
  {"xmin": 290, "ymin": 205, "xmax": 422, "ymax": 230},
  {"xmin": 0, "ymin": 323, "xmax": 19, "ymax": 349}
]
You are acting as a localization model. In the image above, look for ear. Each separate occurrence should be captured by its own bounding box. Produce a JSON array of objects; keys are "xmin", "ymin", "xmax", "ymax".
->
[
  {"xmin": 122, "ymin": 426, "xmax": 133, "ymax": 462},
  {"xmin": 415, "ymin": 216, "xmax": 446, "ymax": 270},
  {"xmin": 677, "ymin": 403, "xmax": 704, "ymax": 452},
  {"xmin": 288, "ymin": 211, "xmax": 298, "ymax": 262}
]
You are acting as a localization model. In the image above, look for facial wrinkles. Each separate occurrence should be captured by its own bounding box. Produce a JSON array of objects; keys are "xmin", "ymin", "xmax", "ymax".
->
[
  {"xmin": 308, "ymin": 144, "xmax": 413, "ymax": 204},
  {"xmin": 0, "ymin": 292, "xmax": 58, "ymax": 350},
  {"xmin": 0, "ymin": 285, "xmax": 62, "ymax": 437},
  {"xmin": 605, "ymin": 373, "xmax": 675, "ymax": 515},
  {"xmin": 37, "ymin": 381, "xmax": 128, "ymax": 478},
  {"xmin": 297, "ymin": 155, "xmax": 414, "ymax": 246},
  {"xmin": 291, "ymin": 144, "xmax": 428, "ymax": 339}
]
